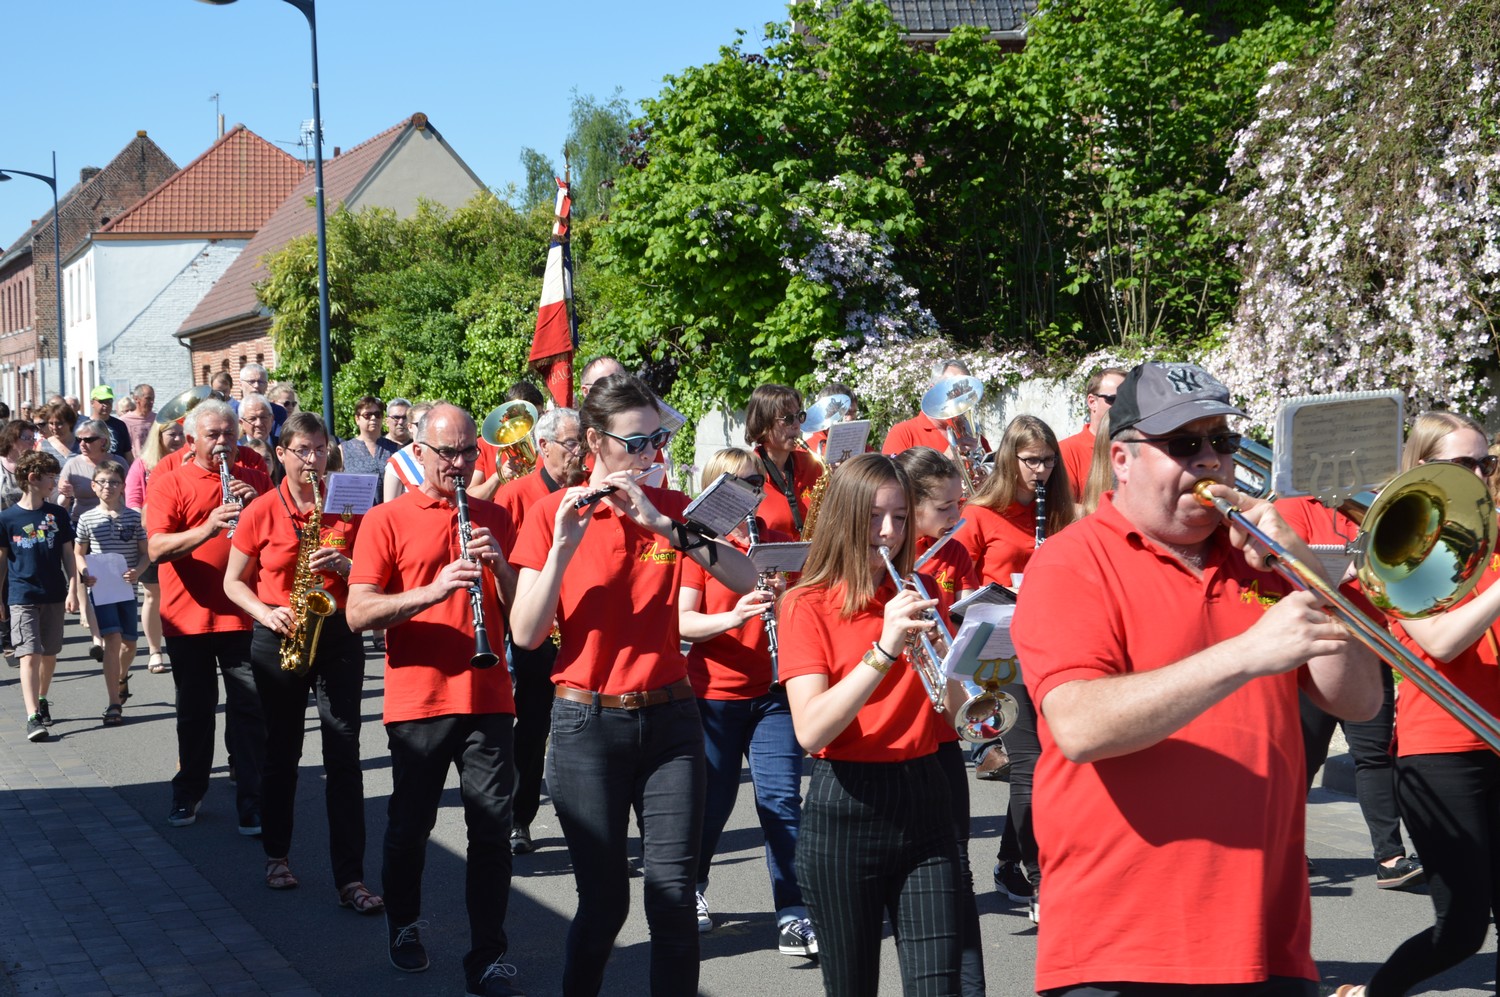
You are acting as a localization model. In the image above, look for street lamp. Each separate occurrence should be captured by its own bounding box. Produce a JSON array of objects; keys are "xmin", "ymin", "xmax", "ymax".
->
[
  {"xmin": 0, "ymin": 152, "xmax": 66, "ymax": 400},
  {"xmin": 196, "ymin": 0, "xmax": 334, "ymax": 431}
]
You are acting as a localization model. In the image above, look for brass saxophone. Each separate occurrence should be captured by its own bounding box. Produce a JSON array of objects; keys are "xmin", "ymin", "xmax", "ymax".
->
[{"xmin": 280, "ymin": 472, "xmax": 337, "ymax": 676}]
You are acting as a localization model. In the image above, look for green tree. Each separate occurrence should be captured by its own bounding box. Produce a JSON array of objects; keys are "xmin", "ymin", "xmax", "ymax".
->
[
  {"xmin": 518, "ymin": 147, "xmax": 559, "ymax": 212},
  {"xmin": 567, "ymin": 88, "xmax": 633, "ymax": 220}
]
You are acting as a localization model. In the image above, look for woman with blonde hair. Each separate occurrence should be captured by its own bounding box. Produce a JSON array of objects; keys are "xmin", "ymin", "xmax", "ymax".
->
[{"xmin": 125, "ymin": 418, "xmax": 186, "ymax": 673}]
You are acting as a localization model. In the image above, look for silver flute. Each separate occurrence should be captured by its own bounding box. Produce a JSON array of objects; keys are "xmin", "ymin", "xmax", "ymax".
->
[{"xmin": 914, "ymin": 517, "xmax": 967, "ymax": 572}]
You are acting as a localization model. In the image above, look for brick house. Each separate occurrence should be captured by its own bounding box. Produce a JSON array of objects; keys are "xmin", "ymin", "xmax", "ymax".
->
[
  {"xmin": 0, "ymin": 132, "xmax": 178, "ymax": 410},
  {"xmin": 62, "ymin": 126, "xmax": 305, "ymax": 406},
  {"xmin": 176, "ymin": 112, "xmax": 485, "ymax": 396}
]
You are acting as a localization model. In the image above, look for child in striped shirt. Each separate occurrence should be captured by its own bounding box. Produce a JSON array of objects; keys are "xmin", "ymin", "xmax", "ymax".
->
[{"xmin": 74, "ymin": 462, "xmax": 147, "ymax": 725}]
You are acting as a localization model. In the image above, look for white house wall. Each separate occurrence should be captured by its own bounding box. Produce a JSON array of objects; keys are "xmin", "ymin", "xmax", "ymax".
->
[{"xmin": 350, "ymin": 129, "xmax": 484, "ymax": 217}]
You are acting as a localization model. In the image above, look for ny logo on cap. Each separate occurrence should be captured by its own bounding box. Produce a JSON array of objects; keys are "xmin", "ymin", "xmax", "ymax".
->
[{"xmin": 1165, "ymin": 365, "xmax": 1206, "ymax": 395}]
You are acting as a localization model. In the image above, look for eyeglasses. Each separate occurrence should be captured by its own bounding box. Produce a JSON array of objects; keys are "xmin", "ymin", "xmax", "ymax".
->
[
  {"xmin": 92, "ymin": 478, "xmax": 121, "ymax": 488},
  {"xmin": 601, "ymin": 427, "xmax": 672, "ymax": 455},
  {"xmin": 546, "ymin": 438, "xmax": 583, "ymax": 454},
  {"xmin": 1442, "ymin": 455, "xmax": 1500, "ymax": 476},
  {"xmin": 738, "ymin": 473, "xmax": 767, "ymax": 489},
  {"xmin": 774, "ymin": 411, "xmax": 807, "ymax": 427},
  {"xmin": 427, "ymin": 445, "xmax": 481, "ymax": 464},
  {"xmin": 1018, "ymin": 455, "xmax": 1058, "ymax": 470},
  {"xmin": 1091, "ymin": 393, "xmax": 1117, "ymax": 405},
  {"xmin": 77, "ymin": 436, "xmax": 103, "ymax": 445},
  {"xmin": 1134, "ymin": 433, "xmax": 1242, "ymax": 458},
  {"xmin": 287, "ymin": 447, "xmax": 329, "ymax": 463},
  {"xmin": 387, "ymin": 413, "xmax": 410, "ymax": 422},
  {"xmin": 358, "ymin": 411, "xmax": 382, "ymax": 420}
]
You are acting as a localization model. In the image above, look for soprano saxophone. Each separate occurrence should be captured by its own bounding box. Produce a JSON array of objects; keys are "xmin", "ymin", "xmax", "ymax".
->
[{"xmin": 280, "ymin": 472, "xmax": 337, "ymax": 676}]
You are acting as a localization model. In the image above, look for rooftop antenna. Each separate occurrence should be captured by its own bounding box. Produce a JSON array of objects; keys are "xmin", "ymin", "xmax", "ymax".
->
[
  {"xmin": 299, "ymin": 118, "xmax": 322, "ymax": 167},
  {"xmin": 210, "ymin": 92, "xmax": 223, "ymax": 140}
]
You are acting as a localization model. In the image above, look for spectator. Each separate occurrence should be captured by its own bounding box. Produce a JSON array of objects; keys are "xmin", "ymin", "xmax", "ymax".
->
[
  {"xmin": 239, "ymin": 393, "xmax": 278, "ymax": 448},
  {"xmin": 210, "ymin": 371, "xmax": 235, "ymax": 401},
  {"xmin": 74, "ymin": 461, "xmax": 147, "ymax": 725},
  {"xmin": 118, "ymin": 384, "xmax": 157, "ymax": 458},
  {"xmin": 234, "ymin": 363, "xmax": 287, "ymax": 440},
  {"xmin": 82, "ymin": 386, "xmax": 133, "ymax": 463},
  {"xmin": 39, "ymin": 400, "xmax": 78, "ymax": 466},
  {"xmin": 384, "ymin": 397, "xmax": 414, "ymax": 447},
  {"xmin": 340, "ymin": 395, "xmax": 398, "ymax": 480},
  {"xmin": 268, "ymin": 382, "xmax": 299, "ymax": 415}
]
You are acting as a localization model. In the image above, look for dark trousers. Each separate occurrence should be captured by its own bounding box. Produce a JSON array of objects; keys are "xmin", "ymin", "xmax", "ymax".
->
[
  {"xmin": 166, "ymin": 630, "xmax": 263, "ymax": 823},
  {"xmin": 934, "ymin": 741, "xmax": 985, "ymax": 997},
  {"xmin": 1046, "ymin": 980, "xmax": 1316, "ymax": 996},
  {"xmin": 798, "ymin": 754, "xmax": 961, "ymax": 997},
  {"xmin": 1368, "ymin": 750, "xmax": 1500, "ymax": 996},
  {"xmin": 249, "ymin": 616, "xmax": 366, "ymax": 886},
  {"xmin": 696, "ymin": 688, "xmax": 805, "ymax": 916},
  {"xmin": 509, "ymin": 638, "xmax": 556, "ymax": 829},
  {"xmin": 382, "ymin": 713, "xmax": 515, "ymax": 980},
  {"xmin": 995, "ymin": 681, "xmax": 1040, "ymax": 885},
  {"xmin": 1300, "ymin": 666, "xmax": 1404, "ymax": 860},
  {"xmin": 547, "ymin": 694, "xmax": 705, "ymax": 997}
]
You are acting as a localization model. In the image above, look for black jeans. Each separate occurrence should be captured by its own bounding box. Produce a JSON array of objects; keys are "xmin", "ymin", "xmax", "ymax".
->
[
  {"xmin": 798, "ymin": 754, "xmax": 960, "ymax": 997},
  {"xmin": 546, "ymin": 693, "xmax": 705, "ymax": 997},
  {"xmin": 1046, "ymin": 980, "xmax": 1316, "ymax": 996},
  {"xmin": 166, "ymin": 630, "xmax": 263, "ymax": 823},
  {"xmin": 1300, "ymin": 666, "xmax": 1404, "ymax": 860},
  {"xmin": 382, "ymin": 713, "xmax": 515, "ymax": 980},
  {"xmin": 995, "ymin": 681, "xmax": 1041, "ymax": 885},
  {"xmin": 508, "ymin": 637, "xmax": 557, "ymax": 829},
  {"xmin": 934, "ymin": 741, "xmax": 985, "ymax": 997},
  {"xmin": 1368, "ymin": 750, "xmax": 1500, "ymax": 996},
  {"xmin": 249, "ymin": 616, "xmax": 366, "ymax": 885}
]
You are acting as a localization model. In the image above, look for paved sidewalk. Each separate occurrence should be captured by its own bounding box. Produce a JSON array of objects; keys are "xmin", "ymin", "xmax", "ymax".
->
[{"xmin": 0, "ymin": 670, "xmax": 316, "ymax": 997}]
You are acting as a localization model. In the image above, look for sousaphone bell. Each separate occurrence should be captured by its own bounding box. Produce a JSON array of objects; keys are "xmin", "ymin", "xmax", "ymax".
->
[
  {"xmin": 156, "ymin": 385, "xmax": 213, "ymax": 425},
  {"xmin": 921, "ymin": 375, "xmax": 987, "ymax": 494}
]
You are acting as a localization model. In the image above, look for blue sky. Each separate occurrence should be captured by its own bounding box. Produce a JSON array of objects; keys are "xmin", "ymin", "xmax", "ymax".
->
[{"xmin": 1, "ymin": 0, "xmax": 791, "ymax": 242}]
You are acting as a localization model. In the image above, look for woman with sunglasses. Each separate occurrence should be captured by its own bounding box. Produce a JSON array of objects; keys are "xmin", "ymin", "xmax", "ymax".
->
[
  {"xmin": 1337, "ymin": 411, "xmax": 1500, "ymax": 997},
  {"xmin": 955, "ymin": 414, "xmax": 1076, "ymax": 922},
  {"xmin": 780, "ymin": 452, "xmax": 963, "ymax": 996},
  {"xmin": 339, "ymin": 395, "xmax": 398, "ymax": 488},
  {"xmin": 745, "ymin": 384, "xmax": 824, "ymax": 539},
  {"xmin": 509, "ymin": 373, "xmax": 756, "ymax": 997},
  {"xmin": 677, "ymin": 447, "xmax": 816, "ymax": 956},
  {"xmin": 221, "ymin": 411, "xmax": 380, "ymax": 909}
]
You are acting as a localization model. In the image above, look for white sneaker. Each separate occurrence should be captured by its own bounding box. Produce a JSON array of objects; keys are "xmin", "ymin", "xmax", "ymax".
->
[
  {"xmin": 1028, "ymin": 896, "xmax": 1040, "ymax": 924},
  {"xmin": 695, "ymin": 892, "xmax": 712, "ymax": 933}
]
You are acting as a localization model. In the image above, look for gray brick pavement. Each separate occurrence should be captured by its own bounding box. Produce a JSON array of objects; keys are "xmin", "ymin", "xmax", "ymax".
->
[{"xmin": 0, "ymin": 679, "xmax": 317, "ymax": 997}]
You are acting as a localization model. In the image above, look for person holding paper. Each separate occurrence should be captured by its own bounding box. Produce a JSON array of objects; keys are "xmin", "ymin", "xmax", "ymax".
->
[
  {"xmin": 677, "ymin": 447, "xmax": 815, "ymax": 957},
  {"xmin": 73, "ymin": 461, "xmax": 147, "ymax": 725},
  {"xmin": 509, "ymin": 373, "xmax": 754, "ymax": 997},
  {"xmin": 779, "ymin": 452, "xmax": 964, "ymax": 997},
  {"xmin": 745, "ymin": 383, "xmax": 824, "ymax": 539},
  {"xmin": 1010, "ymin": 362, "xmax": 1378, "ymax": 996},
  {"xmin": 221, "ymin": 411, "xmax": 380, "ymax": 913}
]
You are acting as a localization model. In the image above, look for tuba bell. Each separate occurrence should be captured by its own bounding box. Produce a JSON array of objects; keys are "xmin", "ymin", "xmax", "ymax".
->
[
  {"xmin": 921, "ymin": 375, "xmax": 987, "ymax": 495},
  {"xmin": 481, "ymin": 400, "xmax": 539, "ymax": 478}
]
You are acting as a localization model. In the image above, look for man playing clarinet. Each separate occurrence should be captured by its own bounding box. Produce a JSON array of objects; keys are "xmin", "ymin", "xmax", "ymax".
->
[{"xmin": 346, "ymin": 402, "xmax": 525, "ymax": 997}]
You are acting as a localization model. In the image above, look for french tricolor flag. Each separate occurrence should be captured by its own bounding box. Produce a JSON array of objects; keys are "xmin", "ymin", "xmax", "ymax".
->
[{"xmin": 529, "ymin": 177, "xmax": 577, "ymax": 408}]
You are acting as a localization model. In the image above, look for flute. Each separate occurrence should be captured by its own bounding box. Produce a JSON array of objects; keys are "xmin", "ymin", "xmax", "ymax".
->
[
  {"xmin": 914, "ymin": 517, "xmax": 967, "ymax": 572},
  {"xmin": 453, "ymin": 475, "xmax": 500, "ymax": 669},
  {"xmin": 572, "ymin": 468, "xmax": 653, "ymax": 509}
]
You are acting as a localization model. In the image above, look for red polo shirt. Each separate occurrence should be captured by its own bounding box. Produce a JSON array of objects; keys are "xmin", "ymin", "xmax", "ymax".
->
[
  {"xmin": 231, "ymin": 479, "xmax": 359, "ymax": 606},
  {"xmin": 494, "ymin": 466, "xmax": 557, "ymax": 536},
  {"xmin": 146, "ymin": 460, "xmax": 271, "ymax": 637},
  {"xmin": 1012, "ymin": 493, "xmax": 1313, "ymax": 990},
  {"xmin": 350, "ymin": 488, "xmax": 516, "ymax": 723},
  {"xmin": 680, "ymin": 521, "xmax": 793, "ymax": 699},
  {"xmin": 881, "ymin": 412, "xmax": 990, "ymax": 457},
  {"xmin": 510, "ymin": 485, "xmax": 694, "ymax": 694},
  {"xmin": 1057, "ymin": 423, "xmax": 1095, "ymax": 496},
  {"xmin": 956, "ymin": 501, "xmax": 1039, "ymax": 587},
  {"xmin": 779, "ymin": 575, "xmax": 951, "ymax": 762},
  {"xmin": 755, "ymin": 447, "xmax": 823, "ymax": 539},
  {"xmin": 916, "ymin": 533, "xmax": 979, "ymax": 599}
]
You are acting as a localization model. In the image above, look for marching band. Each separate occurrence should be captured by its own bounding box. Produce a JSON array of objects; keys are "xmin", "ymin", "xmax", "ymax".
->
[{"xmin": 10, "ymin": 354, "xmax": 1498, "ymax": 997}]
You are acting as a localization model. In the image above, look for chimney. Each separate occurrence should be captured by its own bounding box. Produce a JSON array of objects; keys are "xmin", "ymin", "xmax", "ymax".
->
[
  {"xmin": 80, "ymin": 166, "xmax": 102, "ymax": 184},
  {"xmin": 333, "ymin": 147, "xmax": 341, "ymax": 157}
]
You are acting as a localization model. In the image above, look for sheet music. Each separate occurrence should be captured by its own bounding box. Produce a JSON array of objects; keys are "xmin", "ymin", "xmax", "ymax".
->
[
  {"xmin": 943, "ymin": 617, "xmax": 995, "ymax": 680},
  {"xmin": 822, "ymin": 420, "xmax": 871, "ymax": 463},
  {"xmin": 323, "ymin": 473, "xmax": 378, "ymax": 516},
  {"xmin": 1272, "ymin": 392, "xmax": 1404, "ymax": 501},
  {"xmin": 748, "ymin": 542, "xmax": 811, "ymax": 574},
  {"xmin": 656, "ymin": 399, "xmax": 688, "ymax": 435},
  {"xmin": 85, "ymin": 552, "xmax": 134, "ymax": 605},
  {"xmin": 682, "ymin": 473, "xmax": 763, "ymax": 538},
  {"xmin": 950, "ymin": 582, "xmax": 1017, "ymax": 617},
  {"xmin": 963, "ymin": 602, "xmax": 1020, "ymax": 660}
]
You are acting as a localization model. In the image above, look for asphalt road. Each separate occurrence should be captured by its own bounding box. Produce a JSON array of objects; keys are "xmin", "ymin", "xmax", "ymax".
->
[{"xmin": 9, "ymin": 621, "xmax": 1497, "ymax": 996}]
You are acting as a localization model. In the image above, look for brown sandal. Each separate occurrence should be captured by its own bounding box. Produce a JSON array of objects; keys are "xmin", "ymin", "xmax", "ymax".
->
[
  {"xmin": 338, "ymin": 881, "xmax": 385, "ymax": 914},
  {"xmin": 265, "ymin": 857, "xmax": 299, "ymax": 890}
]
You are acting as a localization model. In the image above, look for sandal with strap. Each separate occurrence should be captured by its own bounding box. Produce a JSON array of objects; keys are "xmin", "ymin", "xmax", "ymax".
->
[
  {"xmin": 118, "ymin": 675, "xmax": 131, "ymax": 702},
  {"xmin": 266, "ymin": 857, "xmax": 300, "ymax": 890},
  {"xmin": 338, "ymin": 881, "xmax": 385, "ymax": 915},
  {"xmin": 102, "ymin": 703, "xmax": 123, "ymax": 726},
  {"xmin": 148, "ymin": 654, "xmax": 170, "ymax": 674}
]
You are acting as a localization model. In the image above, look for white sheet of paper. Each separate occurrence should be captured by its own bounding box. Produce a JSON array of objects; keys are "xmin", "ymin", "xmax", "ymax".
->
[
  {"xmin": 963, "ymin": 602, "xmax": 1020, "ymax": 660},
  {"xmin": 85, "ymin": 552, "xmax": 134, "ymax": 605},
  {"xmin": 748, "ymin": 542, "xmax": 810, "ymax": 574},
  {"xmin": 822, "ymin": 420, "xmax": 871, "ymax": 463},
  {"xmin": 323, "ymin": 473, "xmax": 378, "ymax": 517}
]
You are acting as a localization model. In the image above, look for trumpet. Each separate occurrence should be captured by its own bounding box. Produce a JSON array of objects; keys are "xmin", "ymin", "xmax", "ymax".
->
[
  {"xmin": 877, "ymin": 545, "xmax": 948, "ymax": 712},
  {"xmin": 214, "ymin": 446, "xmax": 241, "ymax": 539},
  {"xmin": 453, "ymin": 476, "xmax": 500, "ymax": 669},
  {"xmin": 921, "ymin": 375, "xmax": 988, "ymax": 495},
  {"xmin": 744, "ymin": 512, "xmax": 780, "ymax": 684}
]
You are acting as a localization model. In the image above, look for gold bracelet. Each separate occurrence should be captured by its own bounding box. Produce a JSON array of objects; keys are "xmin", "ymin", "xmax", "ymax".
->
[{"xmin": 860, "ymin": 647, "xmax": 892, "ymax": 676}]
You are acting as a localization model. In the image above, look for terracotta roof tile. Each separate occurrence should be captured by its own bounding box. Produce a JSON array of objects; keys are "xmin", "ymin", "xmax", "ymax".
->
[
  {"xmin": 178, "ymin": 115, "xmax": 417, "ymax": 339},
  {"xmin": 100, "ymin": 126, "xmax": 305, "ymax": 236}
]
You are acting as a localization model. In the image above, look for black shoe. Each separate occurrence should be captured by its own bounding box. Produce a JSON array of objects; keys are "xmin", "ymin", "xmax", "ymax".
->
[
  {"xmin": 777, "ymin": 917, "xmax": 818, "ymax": 957},
  {"xmin": 37, "ymin": 697, "xmax": 52, "ymax": 727},
  {"xmin": 26, "ymin": 714, "xmax": 49, "ymax": 742},
  {"xmin": 1376, "ymin": 854, "xmax": 1425, "ymax": 890},
  {"xmin": 166, "ymin": 801, "xmax": 199, "ymax": 827},
  {"xmin": 388, "ymin": 918, "xmax": 430, "ymax": 973},
  {"xmin": 994, "ymin": 860, "xmax": 1034, "ymax": 902},
  {"xmin": 238, "ymin": 813, "xmax": 263, "ymax": 837},
  {"xmin": 467, "ymin": 955, "xmax": 525, "ymax": 996},
  {"xmin": 510, "ymin": 826, "xmax": 534, "ymax": 855}
]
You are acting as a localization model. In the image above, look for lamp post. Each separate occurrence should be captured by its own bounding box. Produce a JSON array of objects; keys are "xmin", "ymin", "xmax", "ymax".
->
[
  {"xmin": 0, "ymin": 152, "xmax": 65, "ymax": 399},
  {"xmin": 196, "ymin": 0, "xmax": 334, "ymax": 431}
]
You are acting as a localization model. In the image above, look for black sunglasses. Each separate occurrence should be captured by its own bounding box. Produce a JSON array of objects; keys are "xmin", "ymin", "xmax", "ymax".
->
[
  {"xmin": 1091, "ymin": 393, "xmax": 1117, "ymax": 404},
  {"xmin": 77, "ymin": 436, "xmax": 103, "ymax": 444},
  {"xmin": 738, "ymin": 473, "xmax": 767, "ymax": 489},
  {"xmin": 1442, "ymin": 455, "xmax": 1500, "ymax": 476},
  {"xmin": 1136, "ymin": 433, "xmax": 1242, "ymax": 458},
  {"xmin": 601, "ymin": 427, "xmax": 672, "ymax": 455}
]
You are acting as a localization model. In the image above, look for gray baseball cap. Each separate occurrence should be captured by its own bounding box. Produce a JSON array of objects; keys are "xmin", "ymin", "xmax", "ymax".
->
[{"xmin": 1108, "ymin": 362, "xmax": 1245, "ymax": 438}]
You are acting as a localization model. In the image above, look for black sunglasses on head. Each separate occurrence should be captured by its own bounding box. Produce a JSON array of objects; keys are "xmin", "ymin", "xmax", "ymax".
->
[{"xmin": 1135, "ymin": 433, "xmax": 1242, "ymax": 458}]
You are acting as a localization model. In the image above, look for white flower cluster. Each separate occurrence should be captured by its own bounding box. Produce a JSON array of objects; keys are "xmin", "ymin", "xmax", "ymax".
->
[{"xmin": 1219, "ymin": 0, "xmax": 1500, "ymax": 428}]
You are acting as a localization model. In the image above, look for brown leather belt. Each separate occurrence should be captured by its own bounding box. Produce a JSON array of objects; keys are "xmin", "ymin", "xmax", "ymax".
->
[{"xmin": 554, "ymin": 678, "xmax": 693, "ymax": 711}]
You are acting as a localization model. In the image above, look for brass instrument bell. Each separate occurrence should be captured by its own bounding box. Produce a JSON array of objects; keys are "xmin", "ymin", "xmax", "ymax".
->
[{"xmin": 481, "ymin": 400, "xmax": 539, "ymax": 476}]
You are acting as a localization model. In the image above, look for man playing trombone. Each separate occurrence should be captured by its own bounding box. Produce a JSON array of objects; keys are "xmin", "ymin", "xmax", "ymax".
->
[
  {"xmin": 345, "ymin": 403, "xmax": 525, "ymax": 996},
  {"xmin": 1011, "ymin": 362, "xmax": 1381, "ymax": 997}
]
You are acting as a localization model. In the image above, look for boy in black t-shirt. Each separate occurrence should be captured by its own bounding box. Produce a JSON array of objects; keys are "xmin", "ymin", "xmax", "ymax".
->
[{"xmin": 0, "ymin": 451, "xmax": 78, "ymax": 741}]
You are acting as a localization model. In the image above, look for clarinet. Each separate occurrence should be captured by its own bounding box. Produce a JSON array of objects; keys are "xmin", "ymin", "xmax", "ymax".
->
[
  {"xmin": 1034, "ymin": 477, "xmax": 1048, "ymax": 547},
  {"xmin": 214, "ymin": 446, "xmax": 240, "ymax": 539},
  {"xmin": 744, "ymin": 513, "xmax": 780, "ymax": 685},
  {"xmin": 452, "ymin": 476, "xmax": 500, "ymax": 669}
]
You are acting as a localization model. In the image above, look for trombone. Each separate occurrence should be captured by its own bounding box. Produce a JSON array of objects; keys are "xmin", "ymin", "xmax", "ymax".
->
[{"xmin": 1196, "ymin": 461, "xmax": 1500, "ymax": 754}]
